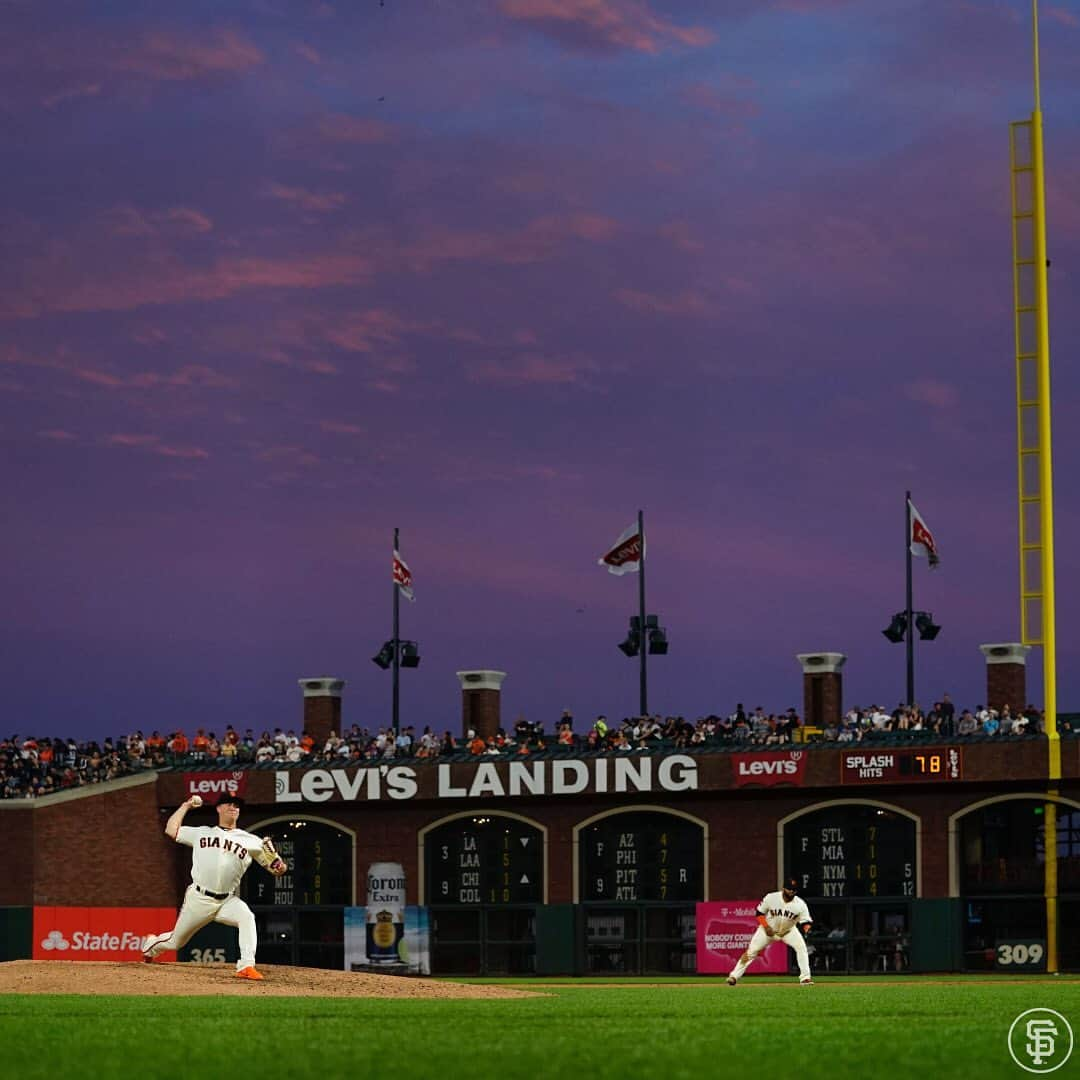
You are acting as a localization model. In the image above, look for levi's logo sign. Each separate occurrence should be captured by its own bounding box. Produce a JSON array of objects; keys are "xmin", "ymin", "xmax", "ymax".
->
[{"xmin": 732, "ymin": 752, "xmax": 807, "ymax": 787}]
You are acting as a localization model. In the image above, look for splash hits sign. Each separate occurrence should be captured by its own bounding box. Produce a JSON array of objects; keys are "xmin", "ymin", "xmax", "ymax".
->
[
  {"xmin": 696, "ymin": 901, "xmax": 788, "ymax": 975},
  {"xmin": 33, "ymin": 908, "xmax": 177, "ymax": 962}
]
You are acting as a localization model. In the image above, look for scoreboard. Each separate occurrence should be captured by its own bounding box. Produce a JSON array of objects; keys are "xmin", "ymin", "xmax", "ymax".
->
[
  {"xmin": 841, "ymin": 747, "xmax": 962, "ymax": 784},
  {"xmin": 581, "ymin": 812, "xmax": 703, "ymax": 902},
  {"xmin": 426, "ymin": 816, "xmax": 544, "ymax": 905},
  {"xmin": 786, "ymin": 806, "xmax": 916, "ymax": 898},
  {"xmin": 243, "ymin": 821, "xmax": 351, "ymax": 906}
]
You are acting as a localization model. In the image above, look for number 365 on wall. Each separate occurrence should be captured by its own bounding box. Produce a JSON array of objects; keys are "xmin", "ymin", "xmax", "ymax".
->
[{"xmin": 995, "ymin": 941, "xmax": 1046, "ymax": 970}]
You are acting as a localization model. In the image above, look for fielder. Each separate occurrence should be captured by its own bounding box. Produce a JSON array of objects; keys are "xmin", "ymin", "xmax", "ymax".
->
[
  {"xmin": 727, "ymin": 877, "xmax": 814, "ymax": 986},
  {"xmin": 141, "ymin": 793, "xmax": 288, "ymax": 980}
]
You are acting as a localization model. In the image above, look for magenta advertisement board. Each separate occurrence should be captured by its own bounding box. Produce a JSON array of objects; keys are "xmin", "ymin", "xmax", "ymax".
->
[{"xmin": 696, "ymin": 901, "xmax": 789, "ymax": 975}]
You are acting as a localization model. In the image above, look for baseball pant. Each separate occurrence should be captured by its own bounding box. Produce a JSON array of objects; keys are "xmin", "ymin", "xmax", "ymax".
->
[
  {"xmin": 144, "ymin": 886, "xmax": 258, "ymax": 972},
  {"xmin": 727, "ymin": 926, "xmax": 811, "ymax": 982}
]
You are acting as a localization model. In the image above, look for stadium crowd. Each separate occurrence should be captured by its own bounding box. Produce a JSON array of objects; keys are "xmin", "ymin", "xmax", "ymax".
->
[{"xmin": 2, "ymin": 695, "xmax": 1062, "ymax": 800}]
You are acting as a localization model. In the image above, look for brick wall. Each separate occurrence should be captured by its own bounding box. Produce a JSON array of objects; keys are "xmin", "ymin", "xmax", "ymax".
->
[
  {"xmin": 0, "ymin": 807, "xmax": 34, "ymax": 905},
  {"xmin": 11, "ymin": 742, "xmax": 1079, "ymax": 910}
]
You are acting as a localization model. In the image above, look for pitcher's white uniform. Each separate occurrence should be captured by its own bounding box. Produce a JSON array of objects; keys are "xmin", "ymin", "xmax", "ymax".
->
[
  {"xmin": 142, "ymin": 824, "xmax": 264, "ymax": 971},
  {"xmin": 727, "ymin": 889, "xmax": 814, "ymax": 984}
]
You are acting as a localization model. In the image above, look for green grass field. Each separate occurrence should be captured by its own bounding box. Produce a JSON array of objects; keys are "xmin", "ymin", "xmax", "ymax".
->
[{"xmin": 1, "ymin": 977, "xmax": 1077, "ymax": 1079}]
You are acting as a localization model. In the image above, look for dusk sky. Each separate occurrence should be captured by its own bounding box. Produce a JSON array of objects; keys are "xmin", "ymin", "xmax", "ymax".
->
[{"xmin": 3, "ymin": 0, "xmax": 1080, "ymax": 743}]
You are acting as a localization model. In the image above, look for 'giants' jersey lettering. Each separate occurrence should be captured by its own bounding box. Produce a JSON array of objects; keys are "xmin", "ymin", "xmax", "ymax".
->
[
  {"xmin": 199, "ymin": 835, "xmax": 250, "ymax": 859},
  {"xmin": 176, "ymin": 825, "xmax": 264, "ymax": 896},
  {"xmin": 757, "ymin": 890, "xmax": 812, "ymax": 934}
]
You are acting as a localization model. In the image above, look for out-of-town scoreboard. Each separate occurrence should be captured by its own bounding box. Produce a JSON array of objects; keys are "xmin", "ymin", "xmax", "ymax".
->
[
  {"xmin": 426, "ymin": 816, "xmax": 543, "ymax": 905},
  {"xmin": 787, "ymin": 805, "xmax": 917, "ymax": 898},
  {"xmin": 580, "ymin": 812, "xmax": 703, "ymax": 902}
]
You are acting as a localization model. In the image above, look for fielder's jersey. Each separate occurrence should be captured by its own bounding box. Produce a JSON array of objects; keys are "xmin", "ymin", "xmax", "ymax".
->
[
  {"xmin": 757, "ymin": 891, "xmax": 813, "ymax": 935},
  {"xmin": 176, "ymin": 825, "xmax": 264, "ymax": 896}
]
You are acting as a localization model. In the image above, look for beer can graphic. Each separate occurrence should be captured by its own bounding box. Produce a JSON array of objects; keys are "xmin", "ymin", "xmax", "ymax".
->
[{"xmin": 366, "ymin": 862, "xmax": 406, "ymax": 964}]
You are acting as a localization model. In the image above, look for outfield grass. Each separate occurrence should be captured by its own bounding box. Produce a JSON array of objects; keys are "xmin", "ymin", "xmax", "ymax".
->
[{"xmin": 1, "ymin": 978, "xmax": 1076, "ymax": 1079}]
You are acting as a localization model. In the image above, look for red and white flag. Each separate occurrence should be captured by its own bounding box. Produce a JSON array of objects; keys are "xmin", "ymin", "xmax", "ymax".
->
[
  {"xmin": 598, "ymin": 522, "xmax": 644, "ymax": 576},
  {"xmin": 908, "ymin": 500, "xmax": 940, "ymax": 568},
  {"xmin": 393, "ymin": 549, "xmax": 415, "ymax": 601}
]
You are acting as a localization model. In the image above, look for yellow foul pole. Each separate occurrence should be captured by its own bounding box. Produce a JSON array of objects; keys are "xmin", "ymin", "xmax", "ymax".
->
[{"xmin": 1009, "ymin": 0, "xmax": 1058, "ymax": 972}]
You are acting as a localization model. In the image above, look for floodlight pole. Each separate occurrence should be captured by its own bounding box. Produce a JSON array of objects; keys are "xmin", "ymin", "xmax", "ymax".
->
[
  {"xmin": 638, "ymin": 509, "xmax": 647, "ymax": 717},
  {"xmin": 392, "ymin": 526, "xmax": 401, "ymax": 736},
  {"xmin": 905, "ymin": 492, "xmax": 915, "ymax": 706}
]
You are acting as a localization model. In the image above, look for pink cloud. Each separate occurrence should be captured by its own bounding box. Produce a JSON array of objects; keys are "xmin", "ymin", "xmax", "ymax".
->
[
  {"xmin": 320, "ymin": 420, "xmax": 364, "ymax": 435},
  {"xmin": 526, "ymin": 213, "xmax": 620, "ymax": 242},
  {"xmin": 41, "ymin": 82, "xmax": 102, "ymax": 108},
  {"xmin": 318, "ymin": 113, "xmax": 393, "ymax": 143},
  {"xmin": 113, "ymin": 30, "xmax": 264, "ymax": 81},
  {"xmin": 1041, "ymin": 6, "xmax": 1078, "ymax": 26},
  {"xmin": 681, "ymin": 81, "xmax": 762, "ymax": 120},
  {"xmin": 499, "ymin": 0, "xmax": 714, "ymax": 54},
  {"xmin": 102, "ymin": 204, "xmax": 213, "ymax": 237},
  {"xmin": 658, "ymin": 221, "xmax": 705, "ymax": 252},
  {"xmin": 400, "ymin": 213, "xmax": 619, "ymax": 272},
  {"xmin": 323, "ymin": 309, "xmax": 412, "ymax": 353},
  {"xmin": 154, "ymin": 444, "xmax": 210, "ymax": 460},
  {"xmin": 614, "ymin": 288, "xmax": 713, "ymax": 317},
  {"xmin": 295, "ymin": 43, "xmax": 323, "ymax": 64},
  {"xmin": 262, "ymin": 182, "xmax": 346, "ymax": 213},
  {"xmin": 255, "ymin": 445, "xmax": 321, "ymax": 466},
  {"xmin": 469, "ymin": 352, "xmax": 595, "ymax": 386},
  {"xmin": 37, "ymin": 429, "xmax": 77, "ymax": 441},
  {"xmin": 905, "ymin": 379, "xmax": 958, "ymax": 410},
  {"xmin": 104, "ymin": 433, "xmax": 159, "ymax": 447},
  {"xmin": 5, "ymin": 252, "xmax": 373, "ymax": 318}
]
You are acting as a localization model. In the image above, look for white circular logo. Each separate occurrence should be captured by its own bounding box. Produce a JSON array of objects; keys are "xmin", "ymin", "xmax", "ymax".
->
[
  {"xmin": 41, "ymin": 930, "xmax": 69, "ymax": 951},
  {"xmin": 1008, "ymin": 1009, "xmax": 1074, "ymax": 1073}
]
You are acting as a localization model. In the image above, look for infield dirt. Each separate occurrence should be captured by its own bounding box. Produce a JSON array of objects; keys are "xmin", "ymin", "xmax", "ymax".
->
[{"xmin": 0, "ymin": 961, "xmax": 543, "ymax": 998}]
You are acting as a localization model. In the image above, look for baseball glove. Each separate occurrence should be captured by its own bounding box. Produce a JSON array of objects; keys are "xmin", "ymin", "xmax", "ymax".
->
[{"xmin": 254, "ymin": 837, "xmax": 288, "ymax": 876}]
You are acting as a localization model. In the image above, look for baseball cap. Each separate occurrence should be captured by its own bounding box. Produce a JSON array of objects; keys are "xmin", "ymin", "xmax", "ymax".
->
[
  {"xmin": 782, "ymin": 877, "xmax": 799, "ymax": 893},
  {"xmin": 216, "ymin": 794, "xmax": 245, "ymax": 809}
]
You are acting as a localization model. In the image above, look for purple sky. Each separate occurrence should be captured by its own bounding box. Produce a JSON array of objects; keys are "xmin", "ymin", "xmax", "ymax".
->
[{"xmin": 3, "ymin": 0, "xmax": 1080, "ymax": 743}]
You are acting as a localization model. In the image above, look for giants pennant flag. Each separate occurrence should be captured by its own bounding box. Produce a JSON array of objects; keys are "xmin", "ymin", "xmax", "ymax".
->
[
  {"xmin": 908, "ymin": 500, "xmax": 940, "ymax": 568},
  {"xmin": 598, "ymin": 522, "xmax": 644, "ymax": 576},
  {"xmin": 393, "ymin": 549, "xmax": 415, "ymax": 601}
]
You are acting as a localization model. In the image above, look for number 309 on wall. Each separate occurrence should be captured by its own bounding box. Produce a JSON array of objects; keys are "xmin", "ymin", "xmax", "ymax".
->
[{"xmin": 995, "ymin": 940, "xmax": 1046, "ymax": 970}]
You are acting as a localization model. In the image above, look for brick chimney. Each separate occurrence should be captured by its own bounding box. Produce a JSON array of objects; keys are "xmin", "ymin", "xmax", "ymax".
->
[
  {"xmin": 298, "ymin": 677, "xmax": 345, "ymax": 746},
  {"xmin": 456, "ymin": 671, "xmax": 506, "ymax": 741},
  {"xmin": 978, "ymin": 644, "xmax": 1031, "ymax": 715},
  {"xmin": 796, "ymin": 652, "xmax": 846, "ymax": 730}
]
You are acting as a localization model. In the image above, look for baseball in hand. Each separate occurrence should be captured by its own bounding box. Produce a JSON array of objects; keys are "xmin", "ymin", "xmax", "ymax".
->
[{"xmin": 189, "ymin": 795, "xmax": 203, "ymax": 808}]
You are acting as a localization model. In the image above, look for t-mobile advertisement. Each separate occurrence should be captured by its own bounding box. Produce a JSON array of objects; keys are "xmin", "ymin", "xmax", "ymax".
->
[
  {"xmin": 33, "ymin": 907, "xmax": 177, "ymax": 962},
  {"xmin": 696, "ymin": 901, "xmax": 788, "ymax": 975}
]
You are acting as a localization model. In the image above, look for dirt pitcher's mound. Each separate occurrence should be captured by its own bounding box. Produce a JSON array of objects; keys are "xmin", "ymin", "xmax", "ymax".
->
[{"xmin": 0, "ymin": 961, "xmax": 543, "ymax": 999}]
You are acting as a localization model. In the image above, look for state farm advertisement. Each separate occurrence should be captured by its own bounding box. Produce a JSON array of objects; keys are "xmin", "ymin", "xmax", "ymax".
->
[
  {"xmin": 33, "ymin": 908, "xmax": 177, "ymax": 962},
  {"xmin": 697, "ymin": 901, "xmax": 789, "ymax": 975},
  {"xmin": 731, "ymin": 750, "xmax": 807, "ymax": 787},
  {"xmin": 182, "ymin": 771, "xmax": 248, "ymax": 801}
]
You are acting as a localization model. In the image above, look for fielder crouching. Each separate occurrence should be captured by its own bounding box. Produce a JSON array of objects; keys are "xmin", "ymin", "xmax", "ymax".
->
[
  {"xmin": 726, "ymin": 877, "xmax": 814, "ymax": 986},
  {"xmin": 140, "ymin": 793, "xmax": 289, "ymax": 981}
]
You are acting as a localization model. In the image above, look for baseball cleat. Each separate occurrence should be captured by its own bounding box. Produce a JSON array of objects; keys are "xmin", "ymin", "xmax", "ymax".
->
[
  {"xmin": 800, "ymin": 978, "xmax": 814, "ymax": 986},
  {"xmin": 726, "ymin": 977, "xmax": 737, "ymax": 986},
  {"xmin": 140, "ymin": 935, "xmax": 158, "ymax": 963},
  {"xmin": 235, "ymin": 967, "xmax": 264, "ymax": 981}
]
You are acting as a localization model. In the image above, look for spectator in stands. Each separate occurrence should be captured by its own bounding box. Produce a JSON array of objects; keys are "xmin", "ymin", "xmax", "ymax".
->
[
  {"xmin": 957, "ymin": 710, "xmax": 979, "ymax": 736},
  {"xmin": 998, "ymin": 707, "xmax": 1014, "ymax": 736},
  {"xmin": 940, "ymin": 693, "xmax": 956, "ymax": 731}
]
